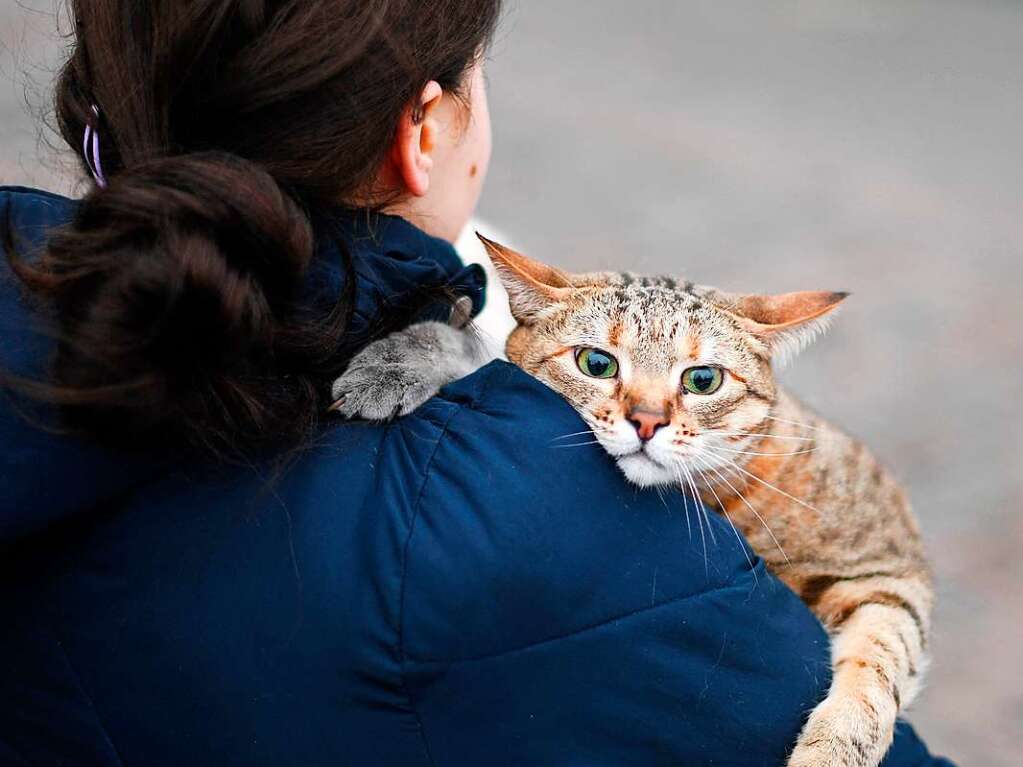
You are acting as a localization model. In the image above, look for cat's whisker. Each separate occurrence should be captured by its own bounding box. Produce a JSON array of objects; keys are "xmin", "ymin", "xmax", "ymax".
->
[
  {"xmin": 711, "ymin": 455, "xmax": 824, "ymax": 517},
  {"xmin": 763, "ymin": 414, "xmax": 823, "ymax": 432},
  {"xmin": 704, "ymin": 431, "xmax": 816, "ymax": 443},
  {"xmin": 654, "ymin": 485, "xmax": 672, "ymax": 520},
  {"xmin": 692, "ymin": 453, "xmax": 790, "ymax": 566},
  {"xmin": 680, "ymin": 487, "xmax": 693, "ymax": 541},
  {"xmin": 674, "ymin": 463, "xmax": 708, "ymax": 572},
  {"xmin": 704, "ymin": 445, "xmax": 818, "ymax": 458},
  {"xmin": 671, "ymin": 480, "xmax": 693, "ymax": 541},
  {"xmin": 550, "ymin": 428, "xmax": 601, "ymax": 442},
  {"xmin": 717, "ymin": 464, "xmax": 749, "ymax": 493},
  {"xmin": 549, "ymin": 440, "xmax": 603, "ymax": 449},
  {"xmin": 681, "ymin": 461, "xmax": 717, "ymax": 547},
  {"xmin": 710, "ymin": 454, "xmax": 758, "ymax": 488},
  {"xmin": 689, "ymin": 459, "xmax": 757, "ymax": 580},
  {"xmin": 700, "ymin": 500, "xmax": 718, "ymax": 547}
]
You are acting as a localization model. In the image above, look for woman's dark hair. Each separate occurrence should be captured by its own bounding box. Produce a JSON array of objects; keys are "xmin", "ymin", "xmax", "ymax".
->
[{"xmin": 5, "ymin": 0, "xmax": 501, "ymax": 459}]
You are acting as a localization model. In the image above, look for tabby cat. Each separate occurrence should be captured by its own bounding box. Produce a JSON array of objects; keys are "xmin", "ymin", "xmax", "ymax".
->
[{"xmin": 330, "ymin": 236, "xmax": 933, "ymax": 767}]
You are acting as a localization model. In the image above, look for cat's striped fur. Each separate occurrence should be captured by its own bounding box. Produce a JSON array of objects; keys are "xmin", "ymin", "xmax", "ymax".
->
[{"xmin": 329, "ymin": 236, "xmax": 933, "ymax": 767}]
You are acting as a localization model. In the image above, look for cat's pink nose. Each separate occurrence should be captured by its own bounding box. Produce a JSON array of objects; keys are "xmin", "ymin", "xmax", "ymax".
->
[{"xmin": 627, "ymin": 410, "xmax": 669, "ymax": 442}]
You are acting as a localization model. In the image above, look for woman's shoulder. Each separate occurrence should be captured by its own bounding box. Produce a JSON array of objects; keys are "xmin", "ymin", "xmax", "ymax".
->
[
  {"xmin": 0, "ymin": 186, "xmax": 76, "ymax": 239},
  {"xmin": 1, "ymin": 186, "xmax": 75, "ymax": 342},
  {"xmin": 0, "ymin": 186, "xmax": 76, "ymax": 374}
]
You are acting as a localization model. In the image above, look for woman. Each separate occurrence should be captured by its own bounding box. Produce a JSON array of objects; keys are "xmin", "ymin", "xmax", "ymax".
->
[{"xmin": 0, "ymin": 2, "xmax": 952, "ymax": 765}]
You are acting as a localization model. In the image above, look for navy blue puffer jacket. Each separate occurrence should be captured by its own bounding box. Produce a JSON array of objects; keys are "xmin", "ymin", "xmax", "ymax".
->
[{"xmin": 0, "ymin": 187, "xmax": 952, "ymax": 766}]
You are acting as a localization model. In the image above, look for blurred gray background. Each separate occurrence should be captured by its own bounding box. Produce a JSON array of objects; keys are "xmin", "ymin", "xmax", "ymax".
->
[{"xmin": 3, "ymin": 1, "xmax": 1021, "ymax": 764}]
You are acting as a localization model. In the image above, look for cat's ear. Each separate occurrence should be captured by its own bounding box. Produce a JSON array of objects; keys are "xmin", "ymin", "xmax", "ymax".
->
[
  {"xmin": 477, "ymin": 234, "xmax": 573, "ymax": 323},
  {"xmin": 726, "ymin": 290, "xmax": 849, "ymax": 365}
]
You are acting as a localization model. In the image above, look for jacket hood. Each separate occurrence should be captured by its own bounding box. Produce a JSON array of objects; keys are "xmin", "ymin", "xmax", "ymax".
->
[{"xmin": 0, "ymin": 186, "xmax": 486, "ymax": 547}]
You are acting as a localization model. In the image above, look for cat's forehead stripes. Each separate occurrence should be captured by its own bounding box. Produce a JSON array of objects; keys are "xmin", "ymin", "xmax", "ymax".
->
[
  {"xmin": 571, "ymin": 282, "xmax": 733, "ymax": 350},
  {"xmin": 682, "ymin": 332, "xmax": 701, "ymax": 361},
  {"xmin": 607, "ymin": 321, "xmax": 624, "ymax": 347},
  {"xmin": 597, "ymin": 272, "xmax": 700, "ymax": 295}
]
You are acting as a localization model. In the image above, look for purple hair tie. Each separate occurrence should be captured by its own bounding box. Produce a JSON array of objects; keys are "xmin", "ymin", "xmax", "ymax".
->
[{"xmin": 83, "ymin": 104, "xmax": 107, "ymax": 188}]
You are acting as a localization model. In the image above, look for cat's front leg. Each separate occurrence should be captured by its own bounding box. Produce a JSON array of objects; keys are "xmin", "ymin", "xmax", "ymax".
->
[
  {"xmin": 786, "ymin": 581, "xmax": 931, "ymax": 767},
  {"xmin": 786, "ymin": 682, "xmax": 897, "ymax": 767},
  {"xmin": 330, "ymin": 321, "xmax": 483, "ymax": 421}
]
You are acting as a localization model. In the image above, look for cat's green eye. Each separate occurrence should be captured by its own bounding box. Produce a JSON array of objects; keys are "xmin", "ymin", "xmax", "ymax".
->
[
  {"xmin": 682, "ymin": 366, "xmax": 724, "ymax": 395},
  {"xmin": 576, "ymin": 348, "xmax": 619, "ymax": 379}
]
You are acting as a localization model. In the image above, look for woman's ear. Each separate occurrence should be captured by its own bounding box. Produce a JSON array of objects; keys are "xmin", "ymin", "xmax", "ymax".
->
[
  {"xmin": 391, "ymin": 81, "xmax": 444, "ymax": 197},
  {"xmin": 477, "ymin": 235, "xmax": 573, "ymax": 323},
  {"xmin": 725, "ymin": 290, "xmax": 849, "ymax": 365}
]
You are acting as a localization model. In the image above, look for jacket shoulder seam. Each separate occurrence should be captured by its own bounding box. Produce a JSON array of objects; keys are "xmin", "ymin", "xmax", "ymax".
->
[
  {"xmin": 395, "ymin": 362, "xmax": 503, "ymax": 767},
  {"xmin": 396, "ymin": 404, "xmax": 468, "ymax": 767}
]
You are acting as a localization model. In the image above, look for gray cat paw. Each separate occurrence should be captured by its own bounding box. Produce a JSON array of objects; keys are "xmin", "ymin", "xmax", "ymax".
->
[
  {"xmin": 329, "ymin": 364, "xmax": 444, "ymax": 421},
  {"xmin": 328, "ymin": 321, "xmax": 481, "ymax": 421}
]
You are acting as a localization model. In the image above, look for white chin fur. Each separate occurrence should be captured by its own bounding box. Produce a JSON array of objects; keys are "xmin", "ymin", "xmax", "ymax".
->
[{"xmin": 616, "ymin": 453, "xmax": 677, "ymax": 487}]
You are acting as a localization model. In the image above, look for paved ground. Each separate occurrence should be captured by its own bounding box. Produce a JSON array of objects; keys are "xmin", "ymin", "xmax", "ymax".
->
[{"xmin": 3, "ymin": 1, "xmax": 1021, "ymax": 764}]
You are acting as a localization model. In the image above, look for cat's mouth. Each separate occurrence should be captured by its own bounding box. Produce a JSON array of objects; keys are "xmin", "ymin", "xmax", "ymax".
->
[
  {"xmin": 617, "ymin": 450, "xmax": 677, "ymax": 487},
  {"xmin": 613, "ymin": 443, "xmax": 671, "ymax": 468},
  {"xmin": 635, "ymin": 444, "xmax": 669, "ymax": 464}
]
